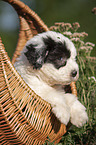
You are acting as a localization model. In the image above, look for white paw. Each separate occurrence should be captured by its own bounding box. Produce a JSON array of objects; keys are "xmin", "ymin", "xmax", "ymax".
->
[
  {"xmin": 70, "ymin": 100, "xmax": 88, "ymax": 127},
  {"xmin": 52, "ymin": 105, "xmax": 70, "ymax": 125}
]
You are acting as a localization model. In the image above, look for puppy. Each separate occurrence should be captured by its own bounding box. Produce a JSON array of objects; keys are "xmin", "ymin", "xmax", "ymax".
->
[{"xmin": 14, "ymin": 31, "xmax": 88, "ymax": 127}]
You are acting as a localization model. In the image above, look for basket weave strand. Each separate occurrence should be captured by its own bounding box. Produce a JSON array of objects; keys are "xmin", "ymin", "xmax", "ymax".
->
[{"xmin": 0, "ymin": 0, "xmax": 77, "ymax": 144}]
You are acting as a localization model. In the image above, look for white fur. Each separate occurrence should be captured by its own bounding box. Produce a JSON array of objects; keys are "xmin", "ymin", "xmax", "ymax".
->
[{"xmin": 14, "ymin": 31, "xmax": 88, "ymax": 127}]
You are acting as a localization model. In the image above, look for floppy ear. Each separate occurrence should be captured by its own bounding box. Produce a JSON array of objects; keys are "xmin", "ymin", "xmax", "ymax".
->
[
  {"xmin": 24, "ymin": 44, "xmax": 49, "ymax": 69},
  {"xmin": 24, "ymin": 36, "xmax": 56, "ymax": 69}
]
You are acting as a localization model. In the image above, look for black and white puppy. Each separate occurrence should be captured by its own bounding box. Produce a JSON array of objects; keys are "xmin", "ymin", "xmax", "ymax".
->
[{"xmin": 14, "ymin": 31, "xmax": 88, "ymax": 127}]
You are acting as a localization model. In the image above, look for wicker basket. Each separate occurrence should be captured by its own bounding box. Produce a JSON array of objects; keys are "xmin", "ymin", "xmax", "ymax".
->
[{"xmin": 0, "ymin": 0, "xmax": 77, "ymax": 144}]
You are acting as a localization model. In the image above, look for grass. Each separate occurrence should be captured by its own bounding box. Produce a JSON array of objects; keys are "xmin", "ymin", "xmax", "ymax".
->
[{"xmin": 44, "ymin": 22, "xmax": 96, "ymax": 145}]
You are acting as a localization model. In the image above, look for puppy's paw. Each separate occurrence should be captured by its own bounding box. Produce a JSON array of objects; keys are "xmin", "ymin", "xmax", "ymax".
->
[
  {"xmin": 70, "ymin": 100, "xmax": 88, "ymax": 127},
  {"xmin": 52, "ymin": 105, "xmax": 70, "ymax": 125}
]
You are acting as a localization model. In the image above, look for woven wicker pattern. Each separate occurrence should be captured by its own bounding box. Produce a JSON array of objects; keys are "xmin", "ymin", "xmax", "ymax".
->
[{"xmin": 0, "ymin": 0, "xmax": 77, "ymax": 144}]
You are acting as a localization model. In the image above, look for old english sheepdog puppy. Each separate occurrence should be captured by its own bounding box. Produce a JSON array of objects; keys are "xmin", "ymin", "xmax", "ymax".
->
[{"xmin": 14, "ymin": 31, "xmax": 88, "ymax": 127}]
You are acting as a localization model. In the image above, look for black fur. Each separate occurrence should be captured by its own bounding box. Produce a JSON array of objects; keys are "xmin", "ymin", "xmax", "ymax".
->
[
  {"xmin": 43, "ymin": 36, "xmax": 70, "ymax": 69},
  {"xmin": 25, "ymin": 36, "xmax": 70, "ymax": 69},
  {"xmin": 25, "ymin": 44, "xmax": 44, "ymax": 69}
]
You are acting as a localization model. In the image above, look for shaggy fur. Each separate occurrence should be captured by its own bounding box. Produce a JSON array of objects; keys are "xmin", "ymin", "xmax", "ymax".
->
[{"xmin": 14, "ymin": 31, "xmax": 88, "ymax": 127}]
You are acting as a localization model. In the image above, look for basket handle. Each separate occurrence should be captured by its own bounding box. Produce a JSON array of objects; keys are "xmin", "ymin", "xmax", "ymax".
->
[{"xmin": 3, "ymin": 0, "xmax": 49, "ymax": 63}]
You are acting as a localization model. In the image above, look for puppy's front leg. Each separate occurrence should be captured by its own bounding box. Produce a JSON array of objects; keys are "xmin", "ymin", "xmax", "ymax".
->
[
  {"xmin": 44, "ymin": 91, "xmax": 70, "ymax": 125},
  {"xmin": 64, "ymin": 94, "xmax": 88, "ymax": 127}
]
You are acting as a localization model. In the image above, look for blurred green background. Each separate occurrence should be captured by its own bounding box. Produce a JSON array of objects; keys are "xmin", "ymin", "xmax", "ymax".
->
[{"xmin": 0, "ymin": 0, "xmax": 96, "ymax": 59}]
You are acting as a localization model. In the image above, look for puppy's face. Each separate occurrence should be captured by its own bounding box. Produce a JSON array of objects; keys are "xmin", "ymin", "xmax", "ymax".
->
[{"xmin": 24, "ymin": 31, "xmax": 79, "ymax": 85}]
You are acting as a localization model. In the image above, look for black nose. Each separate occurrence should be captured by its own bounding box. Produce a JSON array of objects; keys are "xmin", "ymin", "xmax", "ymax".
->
[{"xmin": 71, "ymin": 70, "xmax": 77, "ymax": 77}]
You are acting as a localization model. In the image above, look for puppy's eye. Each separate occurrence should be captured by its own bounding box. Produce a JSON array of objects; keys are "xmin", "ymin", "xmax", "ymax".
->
[{"xmin": 58, "ymin": 57, "xmax": 63, "ymax": 61}]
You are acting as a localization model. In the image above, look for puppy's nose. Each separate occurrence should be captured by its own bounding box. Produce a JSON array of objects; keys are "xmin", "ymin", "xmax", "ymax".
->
[{"xmin": 71, "ymin": 70, "xmax": 77, "ymax": 77}]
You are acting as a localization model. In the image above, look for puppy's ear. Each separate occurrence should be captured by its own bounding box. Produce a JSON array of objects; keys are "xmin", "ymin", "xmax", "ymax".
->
[
  {"xmin": 24, "ymin": 36, "xmax": 56, "ymax": 69},
  {"xmin": 25, "ymin": 44, "xmax": 48, "ymax": 69}
]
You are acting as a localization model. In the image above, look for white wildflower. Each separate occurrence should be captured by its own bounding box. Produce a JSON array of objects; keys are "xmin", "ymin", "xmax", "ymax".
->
[
  {"xmin": 63, "ymin": 31, "xmax": 72, "ymax": 36},
  {"xmin": 88, "ymin": 76, "xmax": 96, "ymax": 82},
  {"xmin": 85, "ymin": 42, "xmax": 95, "ymax": 47}
]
